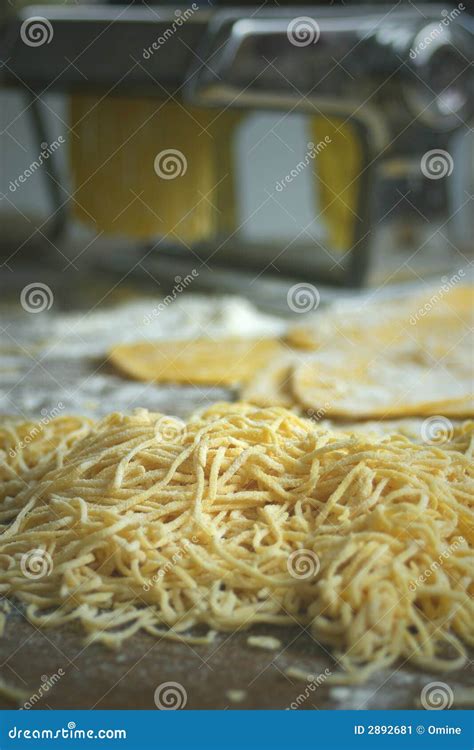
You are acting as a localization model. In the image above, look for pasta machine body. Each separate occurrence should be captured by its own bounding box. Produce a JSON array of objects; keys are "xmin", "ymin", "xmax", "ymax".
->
[{"xmin": 1, "ymin": 3, "xmax": 473, "ymax": 287}]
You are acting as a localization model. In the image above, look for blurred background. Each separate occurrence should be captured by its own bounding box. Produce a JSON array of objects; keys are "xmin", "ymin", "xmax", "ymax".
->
[{"xmin": 1, "ymin": 0, "xmax": 473, "ymax": 313}]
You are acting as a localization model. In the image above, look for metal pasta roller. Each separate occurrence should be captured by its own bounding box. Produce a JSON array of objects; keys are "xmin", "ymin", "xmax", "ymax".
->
[{"xmin": 1, "ymin": 2, "xmax": 473, "ymax": 291}]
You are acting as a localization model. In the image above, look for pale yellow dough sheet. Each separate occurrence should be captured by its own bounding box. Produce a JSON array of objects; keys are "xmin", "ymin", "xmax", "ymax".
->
[
  {"xmin": 109, "ymin": 337, "xmax": 283, "ymax": 387},
  {"xmin": 254, "ymin": 284, "xmax": 474, "ymax": 419}
]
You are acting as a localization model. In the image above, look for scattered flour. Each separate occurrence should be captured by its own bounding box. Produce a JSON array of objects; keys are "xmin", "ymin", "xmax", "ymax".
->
[{"xmin": 0, "ymin": 295, "xmax": 286, "ymax": 418}]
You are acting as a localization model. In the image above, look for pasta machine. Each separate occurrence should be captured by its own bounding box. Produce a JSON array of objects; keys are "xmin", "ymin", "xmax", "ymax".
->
[{"xmin": 1, "ymin": 2, "xmax": 473, "ymax": 289}]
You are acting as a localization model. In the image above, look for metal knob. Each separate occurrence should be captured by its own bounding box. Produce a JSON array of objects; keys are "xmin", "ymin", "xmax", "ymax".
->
[{"xmin": 403, "ymin": 21, "xmax": 473, "ymax": 130}]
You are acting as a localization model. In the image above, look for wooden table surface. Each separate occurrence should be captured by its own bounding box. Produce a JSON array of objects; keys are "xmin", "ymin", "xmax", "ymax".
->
[{"xmin": 1, "ymin": 607, "xmax": 472, "ymax": 710}]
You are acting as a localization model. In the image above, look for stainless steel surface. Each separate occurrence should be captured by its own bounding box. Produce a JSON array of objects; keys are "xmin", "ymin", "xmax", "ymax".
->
[
  {"xmin": 1, "ymin": 4, "xmax": 473, "ymax": 287},
  {"xmin": 189, "ymin": 8, "xmax": 474, "ymax": 130}
]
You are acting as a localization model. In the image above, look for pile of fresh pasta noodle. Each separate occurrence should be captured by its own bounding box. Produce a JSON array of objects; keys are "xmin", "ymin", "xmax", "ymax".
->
[{"xmin": 0, "ymin": 404, "xmax": 472, "ymax": 681}]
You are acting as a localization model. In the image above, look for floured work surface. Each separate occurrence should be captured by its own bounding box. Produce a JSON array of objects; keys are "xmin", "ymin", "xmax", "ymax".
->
[
  {"xmin": 1, "ymin": 289, "xmax": 473, "ymax": 709},
  {"xmin": 2, "ymin": 612, "xmax": 472, "ymax": 710}
]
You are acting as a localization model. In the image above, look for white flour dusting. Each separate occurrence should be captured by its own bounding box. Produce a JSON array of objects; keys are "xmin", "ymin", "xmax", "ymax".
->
[{"xmin": 0, "ymin": 295, "xmax": 287, "ymax": 418}]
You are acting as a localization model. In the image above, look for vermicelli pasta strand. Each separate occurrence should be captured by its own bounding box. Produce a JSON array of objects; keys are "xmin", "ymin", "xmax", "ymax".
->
[{"xmin": 0, "ymin": 405, "xmax": 472, "ymax": 681}]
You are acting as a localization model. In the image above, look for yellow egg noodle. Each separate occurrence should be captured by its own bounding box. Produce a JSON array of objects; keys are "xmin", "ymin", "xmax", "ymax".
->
[
  {"xmin": 0, "ymin": 405, "xmax": 472, "ymax": 682},
  {"xmin": 0, "ymin": 416, "xmax": 93, "ymax": 524},
  {"xmin": 109, "ymin": 337, "xmax": 283, "ymax": 387},
  {"xmin": 248, "ymin": 284, "xmax": 474, "ymax": 418},
  {"xmin": 70, "ymin": 98, "xmax": 240, "ymax": 244},
  {"xmin": 311, "ymin": 117, "xmax": 362, "ymax": 253},
  {"xmin": 287, "ymin": 283, "xmax": 473, "ymax": 353}
]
